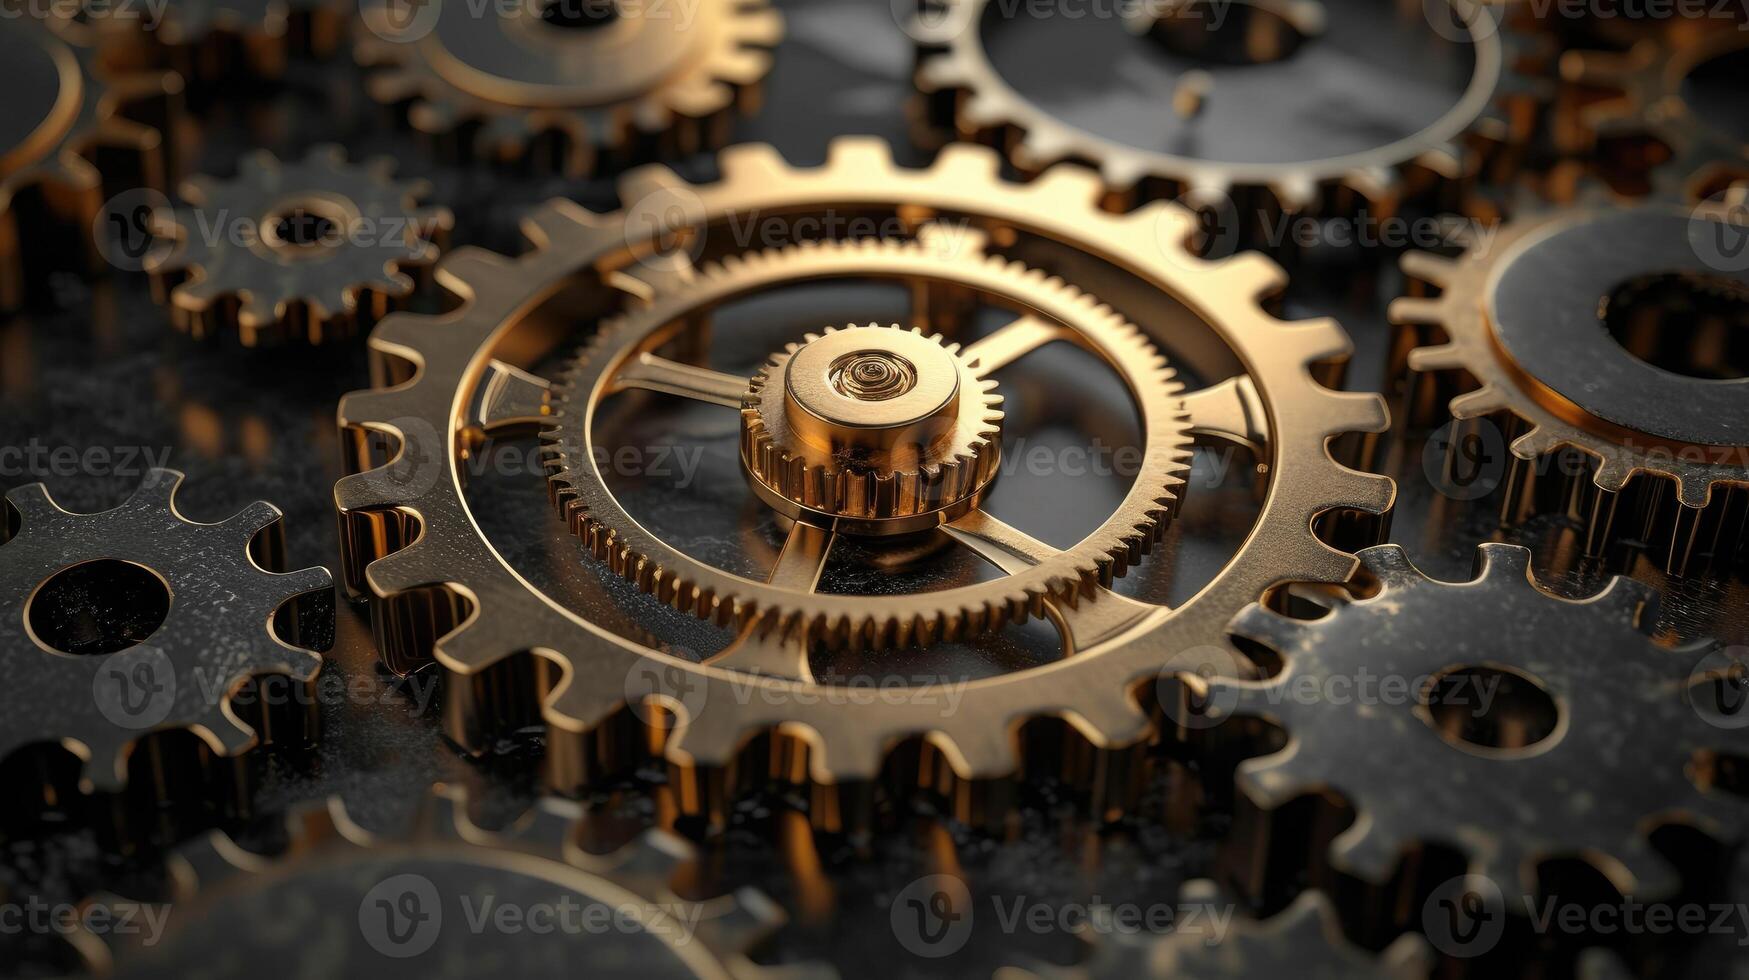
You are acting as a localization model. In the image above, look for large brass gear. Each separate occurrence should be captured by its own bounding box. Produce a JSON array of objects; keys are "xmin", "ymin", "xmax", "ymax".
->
[
  {"xmin": 148, "ymin": 144, "xmax": 452, "ymax": 346},
  {"xmin": 0, "ymin": 16, "xmax": 179, "ymax": 308},
  {"xmin": 355, "ymin": 0, "xmax": 783, "ymax": 177},
  {"xmin": 332, "ymin": 139, "xmax": 1392, "ymax": 826},
  {"xmin": 541, "ymin": 232, "xmax": 1191, "ymax": 648},
  {"xmin": 910, "ymin": 0, "xmax": 1543, "ymax": 219},
  {"xmin": 88, "ymin": 787, "xmax": 809, "ymax": 978},
  {"xmin": 1390, "ymin": 199, "xmax": 1749, "ymax": 575}
]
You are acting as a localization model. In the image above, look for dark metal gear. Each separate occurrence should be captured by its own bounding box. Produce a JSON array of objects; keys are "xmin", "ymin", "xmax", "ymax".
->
[
  {"xmin": 92, "ymin": 786, "xmax": 818, "ymax": 979},
  {"xmin": 74, "ymin": 0, "xmax": 349, "ymax": 83},
  {"xmin": 149, "ymin": 145, "xmax": 452, "ymax": 346},
  {"xmin": 0, "ymin": 470, "xmax": 331, "ymax": 825},
  {"xmin": 1191, "ymin": 543, "xmax": 1740, "ymax": 900}
]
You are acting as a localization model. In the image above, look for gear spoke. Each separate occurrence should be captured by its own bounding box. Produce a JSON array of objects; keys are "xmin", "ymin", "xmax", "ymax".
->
[
  {"xmin": 472, "ymin": 359, "xmax": 552, "ymax": 433},
  {"xmin": 962, "ymin": 314, "xmax": 1071, "ymax": 374},
  {"xmin": 1183, "ymin": 375, "xmax": 1268, "ymax": 451},
  {"xmin": 613, "ymin": 354, "xmax": 748, "ymax": 408},
  {"xmin": 941, "ymin": 508, "xmax": 1060, "ymax": 572},
  {"xmin": 702, "ymin": 523, "xmax": 834, "ymax": 682}
]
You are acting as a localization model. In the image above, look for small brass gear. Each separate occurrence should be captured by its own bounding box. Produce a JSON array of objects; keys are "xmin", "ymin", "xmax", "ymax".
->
[
  {"xmin": 355, "ymin": 0, "xmax": 782, "ymax": 176},
  {"xmin": 742, "ymin": 324, "xmax": 1005, "ymax": 528}
]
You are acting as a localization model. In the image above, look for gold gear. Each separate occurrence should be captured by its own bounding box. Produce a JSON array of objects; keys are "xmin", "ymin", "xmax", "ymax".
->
[
  {"xmin": 1562, "ymin": 23, "xmax": 1749, "ymax": 198},
  {"xmin": 355, "ymin": 0, "xmax": 782, "ymax": 177},
  {"xmin": 333, "ymin": 140, "xmax": 1392, "ymax": 826},
  {"xmin": 541, "ymin": 232, "xmax": 1189, "ymax": 647},
  {"xmin": 742, "ymin": 323, "xmax": 1005, "ymax": 529},
  {"xmin": 1391, "ymin": 200, "xmax": 1749, "ymax": 576},
  {"xmin": 910, "ymin": 0, "xmax": 1543, "ymax": 215}
]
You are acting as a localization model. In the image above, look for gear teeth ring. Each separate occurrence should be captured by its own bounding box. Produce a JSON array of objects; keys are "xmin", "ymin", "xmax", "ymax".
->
[
  {"xmin": 0, "ymin": 469, "xmax": 331, "ymax": 842},
  {"xmin": 74, "ymin": 0, "xmax": 348, "ymax": 84},
  {"xmin": 149, "ymin": 144, "xmax": 452, "ymax": 346}
]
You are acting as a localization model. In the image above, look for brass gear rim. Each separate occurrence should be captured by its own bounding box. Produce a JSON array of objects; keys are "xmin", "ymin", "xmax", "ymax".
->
[
  {"xmin": 541, "ymin": 234, "xmax": 1191, "ymax": 648},
  {"xmin": 910, "ymin": 0, "xmax": 1536, "ymax": 211},
  {"xmin": 356, "ymin": 0, "xmax": 782, "ymax": 176},
  {"xmin": 333, "ymin": 139, "xmax": 1393, "ymax": 799}
]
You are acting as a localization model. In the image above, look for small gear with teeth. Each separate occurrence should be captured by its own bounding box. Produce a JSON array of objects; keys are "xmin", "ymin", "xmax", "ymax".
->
[
  {"xmin": 0, "ymin": 469, "xmax": 331, "ymax": 831},
  {"xmin": 1195, "ymin": 543, "xmax": 1740, "ymax": 899},
  {"xmin": 355, "ymin": 0, "xmax": 783, "ymax": 177},
  {"xmin": 149, "ymin": 144, "xmax": 452, "ymax": 346}
]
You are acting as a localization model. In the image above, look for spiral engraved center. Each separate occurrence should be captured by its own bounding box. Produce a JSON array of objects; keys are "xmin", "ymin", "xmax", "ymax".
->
[{"xmin": 829, "ymin": 351, "xmax": 917, "ymax": 402}]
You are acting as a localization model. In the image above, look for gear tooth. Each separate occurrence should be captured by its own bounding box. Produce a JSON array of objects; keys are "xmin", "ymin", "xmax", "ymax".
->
[
  {"xmin": 1592, "ymin": 457, "xmax": 1637, "ymax": 493},
  {"xmin": 3, "ymin": 482, "xmax": 63, "ymax": 525},
  {"xmin": 1212, "ymin": 252, "xmax": 1291, "ymax": 301},
  {"xmin": 126, "ymin": 468, "xmax": 187, "ymax": 509},
  {"xmin": 1067, "ymin": 693, "xmax": 1152, "ymax": 748},
  {"xmin": 617, "ymin": 162, "xmax": 691, "ymax": 208},
  {"xmin": 220, "ymin": 500, "xmax": 286, "ymax": 541},
  {"xmin": 1228, "ymin": 603, "xmax": 1307, "ymax": 652},
  {"xmin": 1029, "ymin": 164, "xmax": 1105, "ymax": 204},
  {"xmin": 1269, "ymin": 174, "xmax": 1320, "ymax": 213},
  {"xmin": 1400, "ymin": 250, "xmax": 1459, "ymax": 287},
  {"xmin": 1235, "ymin": 751, "xmax": 1313, "ymax": 810},
  {"xmin": 1471, "ymin": 542, "xmax": 1534, "ymax": 584},
  {"xmin": 1387, "ymin": 296, "xmax": 1447, "ymax": 327},
  {"xmin": 1449, "ymin": 385, "xmax": 1510, "ymax": 420},
  {"xmin": 1405, "ymin": 342, "xmax": 1464, "ymax": 372},
  {"xmin": 1674, "ymin": 476, "xmax": 1715, "ymax": 511},
  {"xmin": 1507, "ymin": 425, "xmax": 1559, "ymax": 459},
  {"xmin": 1328, "ymin": 821, "xmax": 1404, "ymax": 885},
  {"xmin": 1355, "ymin": 544, "xmax": 1425, "ymax": 586},
  {"xmin": 1604, "ymin": 837, "xmax": 1682, "ymax": 899},
  {"xmin": 825, "ymin": 137, "xmax": 896, "ymax": 175},
  {"xmin": 198, "ymin": 709, "xmax": 261, "ymax": 756}
]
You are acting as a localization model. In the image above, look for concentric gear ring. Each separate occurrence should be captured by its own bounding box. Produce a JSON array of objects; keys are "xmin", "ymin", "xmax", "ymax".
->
[
  {"xmin": 0, "ymin": 16, "xmax": 179, "ymax": 308},
  {"xmin": 910, "ymin": 0, "xmax": 1542, "ymax": 218},
  {"xmin": 0, "ymin": 469, "xmax": 331, "ymax": 818},
  {"xmin": 542, "ymin": 233, "xmax": 1190, "ymax": 647},
  {"xmin": 1391, "ymin": 200, "xmax": 1749, "ymax": 575},
  {"xmin": 742, "ymin": 324, "xmax": 1005, "ymax": 528},
  {"xmin": 1200, "ymin": 543, "xmax": 1740, "ymax": 898},
  {"xmin": 1562, "ymin": 24, "xmax": 1749, "ymax": 199},
  {"xmin": 89, "ymin": 786, "xmax": 810, "ymax": 978},
  {"xmin": 355, "ymin": 0, "xmax": 782, "ymax": 177},
  {"xmin": 333, "ymin": 139, "xmax": 1392, "ymax": 821},
  {"xmin": 149, "ymin": 145, "xmax": 452, "ymax": 346}
]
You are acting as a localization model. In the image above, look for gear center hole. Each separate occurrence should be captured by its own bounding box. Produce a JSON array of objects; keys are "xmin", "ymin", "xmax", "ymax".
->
[
  {"xmin": 540, "ymin": 0, "xmax": 618, "ymax": 30},
  {"xmin": 1420, "ymin": 665, "xmax": 1560, "ymax": 755},
  {"xmin": 28, "ymin": 560, "xmax": 172, "ymax": 656},
  {"xmin": 271, "ymin": 208, "xmax": 339, "ymax": 250},
  {"xmin": 1599, "ymin": 271, "xmax": 1749, "ymax": 381}
]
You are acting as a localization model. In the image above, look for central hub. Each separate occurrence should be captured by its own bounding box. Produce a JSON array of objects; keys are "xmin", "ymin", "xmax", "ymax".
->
[
  {"xmin": 742, "ymin": 325, "xmax": 1004, "ymax": 533},
  {"xmin": 781, "ymin": 325, "xmax": 965, "ymax": 457},
  {"xmin": 830, "ymin": 350, "xmax": 916, "ymax": 401}
]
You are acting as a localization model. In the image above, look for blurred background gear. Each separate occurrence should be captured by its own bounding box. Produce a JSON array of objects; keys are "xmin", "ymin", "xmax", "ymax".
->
[{"xmin": 148, "ymin": 144, "xmax": 451, "ymax": 345}]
